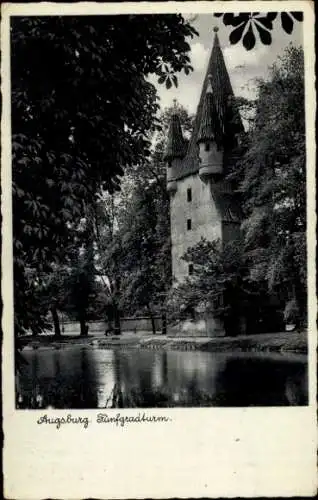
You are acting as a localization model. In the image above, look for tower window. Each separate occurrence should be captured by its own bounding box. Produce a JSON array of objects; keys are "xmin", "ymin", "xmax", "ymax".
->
[
  {"xmin": 187, "ymin": 188, "xmax": 192, "ymax": 202},
  {"xmin": 187, "ymin": 218, "xmax": 192, "ymax": 230},
  {"xmin": 188, "ymin": 264, "xmax": 194, "ymax": 276},
  {"xmin": 205, "ymin": 142, "xmax": 210, "ymax": 152},
  {"xmin": 168, "ymin": 160, "xmax": 172, "ymax": 168}
]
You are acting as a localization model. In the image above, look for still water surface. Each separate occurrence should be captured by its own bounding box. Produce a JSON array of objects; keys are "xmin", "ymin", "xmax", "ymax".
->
[{"xmin": 17, "ymin": 346, "xmax": 308, "ymax": 408}]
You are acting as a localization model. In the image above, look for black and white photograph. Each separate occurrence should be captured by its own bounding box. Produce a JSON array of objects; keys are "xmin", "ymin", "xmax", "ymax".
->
[
  {"xmin": 11, "ymin": 10, "xmax": 309, "ymax": 410},
  {"xmin": 2, "ymin": 2, "xmax": 316, "ymax": 499}
]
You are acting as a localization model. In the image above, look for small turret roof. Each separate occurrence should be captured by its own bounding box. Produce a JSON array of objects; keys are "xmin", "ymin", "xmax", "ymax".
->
[{"xmin": 164, "ymin": 112, "xmax": 186, "ymax": 161}]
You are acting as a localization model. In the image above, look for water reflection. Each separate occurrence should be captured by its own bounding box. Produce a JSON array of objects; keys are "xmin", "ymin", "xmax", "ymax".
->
[
  {"xmin": 17, "ymin": 347, "xmax": 308, "ymax": 408},
  {"xmin": 17, "ymin": 346, "xmax": 98, "ymax": 408}
]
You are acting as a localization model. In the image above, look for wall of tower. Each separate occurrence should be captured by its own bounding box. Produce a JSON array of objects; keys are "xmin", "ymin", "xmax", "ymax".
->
[
  {"xmin": 198, "ymin": 142, "xmax": 223, "ymax": 178},
  {"xmin": 170, "ymin": 173, "xmax": 222, "ymax": 282}
]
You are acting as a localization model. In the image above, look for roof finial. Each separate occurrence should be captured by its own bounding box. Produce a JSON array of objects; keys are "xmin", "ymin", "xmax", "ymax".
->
[{"xmin": 213, "ymin": 26, "xmax": 220, "ymax": 47}]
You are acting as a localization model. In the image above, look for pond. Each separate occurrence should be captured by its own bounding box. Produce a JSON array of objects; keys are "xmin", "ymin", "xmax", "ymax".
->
[{"xmin": 16, "ymin": 346, "xmax": 308, "ymax": 408}]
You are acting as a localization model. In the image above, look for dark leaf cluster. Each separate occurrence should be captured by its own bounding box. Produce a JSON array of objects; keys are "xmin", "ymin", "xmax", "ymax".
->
[{"xmin": 214, "ymin": 12, "xmax": 303, "ymax": 50}]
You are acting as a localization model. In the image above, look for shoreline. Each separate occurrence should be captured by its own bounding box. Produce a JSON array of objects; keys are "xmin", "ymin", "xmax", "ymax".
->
[{"xmin": 18, "ymin": 330, "xmax": 308, "ymax": 355}]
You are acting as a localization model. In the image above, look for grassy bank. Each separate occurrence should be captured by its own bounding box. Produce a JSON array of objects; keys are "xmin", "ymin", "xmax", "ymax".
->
[
  {"xmin": 19, "ymin": 330, "xmax": 308, "ymax": 354},
  {"xmin": 99, "ymin": 330, "xmax": 307, "ymax": 354}
]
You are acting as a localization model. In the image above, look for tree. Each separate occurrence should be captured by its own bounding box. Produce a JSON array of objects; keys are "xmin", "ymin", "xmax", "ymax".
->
[
  {"xmin": 110, "ymin": 103, "xmax": 194, "ymax": 333},
  {"xmin": 125, "ymin": 101, "xmax": 195, "ymax": 196},
  {"xmin": 12, "ymin": 15, "xmax": 198, "ymax": 336},
  {"xmin": 240, "ymin": 45, "xmax": 306, "ymax": 324},
  {"xmin": 83, "ymin": 102, "xmax": 193, "ymax": 335},
  {"xmin": 21, "ymin": 222, "xmax": 98, "ymax": 338},
  {"xmin": 168, "ymin": 238, "xmax": 249, "ymax": 336},
  {"xmin": 118, "ymin": 181, "xmax": 171, "ymax": 334},
  {"xmin": 39, "ymin": 265, "xmax": 68, "ymax": 338},
  {"xmin": 84, "ymin": 190, "xmax": 127, "ymax": 335},
  {"xmin": 66, "ymin": 250, "xmax": 96, "ymax": 336},
  {"xmin": 14, "ymin": 267, "xmax": 52, "ymax": 337},
  {"xmin": 91, "ymin": 165, "xmax": 171, "ymax": 335}
]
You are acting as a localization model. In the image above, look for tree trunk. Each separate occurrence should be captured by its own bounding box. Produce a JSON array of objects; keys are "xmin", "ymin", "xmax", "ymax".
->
[
  {"xmin": 160, "ymin": 350, "xmax": 168, "ymax": 385},
  {"xmin": 161, "ymin": 312, "xmax": 167, "ymax": 335},
  {"xmin": 79, "ymin": 314, "xmax": 88, "ymax": 336},
  {"xmin": 113, "ymin": 303, "xmax": 121, "ymax": 335},
  {"xmin": 147, "ymin": 304, "xmax": 156, "ymax": 335},
  {"xmin": 51, "ymin": 306, "xmax": 61, "ymax": 338}
]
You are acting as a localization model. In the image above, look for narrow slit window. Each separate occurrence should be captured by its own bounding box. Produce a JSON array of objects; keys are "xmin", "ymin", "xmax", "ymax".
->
[
  {"xmin": 205, "ymin": 142, "xmax": 210, "ymax": 152},
  {"xmin": 187, "ymin": 218, "xmax": 192, "ymax": 230},
  {"xmin": 188, "ymin": 264, "xmax": 194, "ymax": 276},
  {"xmin": 187, "ymin": 188, "xmax": 192, "ymax": 202}
]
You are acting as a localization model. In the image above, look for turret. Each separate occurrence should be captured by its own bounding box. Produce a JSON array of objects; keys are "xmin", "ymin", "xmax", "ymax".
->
[
  {"xmin": 197, "ymin": 73, "xmax": 223, "ymax": 181},
  {"xmin": 164, "ymin": 110, "xmax": 186, "ymax": 194}
]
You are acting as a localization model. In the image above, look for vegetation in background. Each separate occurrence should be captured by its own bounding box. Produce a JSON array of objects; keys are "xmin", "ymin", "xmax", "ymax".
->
[
  {"xmin": 91, "ymin": 104, "xmax": 194, "ymax": 334},
  {"xmin": 170, "ymin": 45, "xmax": 306, "ymax": 332}
]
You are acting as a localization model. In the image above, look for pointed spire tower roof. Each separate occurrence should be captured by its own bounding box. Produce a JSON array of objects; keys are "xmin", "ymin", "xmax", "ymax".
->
[
  {"xmin": 173, "ymin": 27, "xmax": 243, "ymax": 180},
  {"xmin": 164, "ymin": 100, "xmax": 186, "ymax": 161}
]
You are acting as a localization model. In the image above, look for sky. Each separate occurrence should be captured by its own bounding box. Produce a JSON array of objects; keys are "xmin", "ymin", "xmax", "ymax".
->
[{"xmin": 150, "ymin": 14, "xmax": 303, "ymax": 116}]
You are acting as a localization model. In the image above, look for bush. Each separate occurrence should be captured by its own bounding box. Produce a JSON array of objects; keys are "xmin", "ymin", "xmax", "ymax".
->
[{"xmin": 283, "ymin": 298, "xmax": 300, "ymax": 325}]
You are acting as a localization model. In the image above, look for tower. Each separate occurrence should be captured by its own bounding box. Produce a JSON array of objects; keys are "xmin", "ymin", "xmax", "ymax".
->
[{"xmin": 165, "ymin": 28, "xmax": 243, "ymax": 337}]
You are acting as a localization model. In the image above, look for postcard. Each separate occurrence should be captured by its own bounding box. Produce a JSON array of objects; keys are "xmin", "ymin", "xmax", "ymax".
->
[{"xmin": 1, "ymin": 1, "xmax": 316, "ymax": 498}]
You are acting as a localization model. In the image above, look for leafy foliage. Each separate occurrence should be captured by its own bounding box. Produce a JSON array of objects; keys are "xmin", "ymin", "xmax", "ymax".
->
[
  {"xmin": 169, "ymin": 238, "xmax": 242, "ymax": 308},
  {"xmin": 119, "ymin": 181, "xmax": 171, "ymax": 316},
  {"xmin": 91, "ymin": 103, "xmax": 193, "ymax": 331},
  {"xmin": 240, "ymin": 46, "xmax": 306, "ymax": 314},
  {"xmin": 214, "ymin": 12, "xmax": 303, "ymax": 50},
  {"xmin": 167, "ymin": 238, "xmax": 260, "ymax": 334},
  {"xmin": 12, "ymin": 15, "xmax": 198, "ymax": 335}
]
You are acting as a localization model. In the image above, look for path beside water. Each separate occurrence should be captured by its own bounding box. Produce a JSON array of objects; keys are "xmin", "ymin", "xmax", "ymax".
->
[{"xmin": 19, "ymin": 330, "xmax": 307, "ymax": 354}]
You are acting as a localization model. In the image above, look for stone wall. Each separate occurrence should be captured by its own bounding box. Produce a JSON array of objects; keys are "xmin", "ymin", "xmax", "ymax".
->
[
  {"xmin": 60, "ymin": 317, "xmax": 163, "ymax": 335},
  {"xmin": 168, "ymin": 314, "xmax": 225, "ymax": 338},
  {"xmin": 170, "ymin": 174, "xmax": 222, "ymax": 281},
  {"xmin": 117, "ymin": 316, "xmax": 163, "ymax": 333}
]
